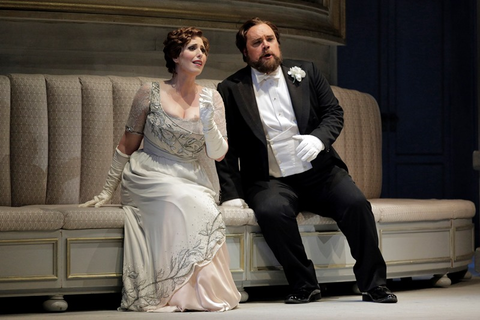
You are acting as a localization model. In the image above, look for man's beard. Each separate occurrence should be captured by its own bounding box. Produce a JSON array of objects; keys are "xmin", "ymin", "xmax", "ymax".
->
[{"xmin": 248, "ymin": 52, "xmax": 283, "ymax": 74}]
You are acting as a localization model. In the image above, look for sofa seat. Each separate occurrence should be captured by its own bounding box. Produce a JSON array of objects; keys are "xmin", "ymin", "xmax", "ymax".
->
[
  {"xmin": 0, "ymin": 199, "xmax": 474, "ymax": 232},
  {"xmin": 370, "ymin": 198, "xmax": 476, "ymax": 222}
]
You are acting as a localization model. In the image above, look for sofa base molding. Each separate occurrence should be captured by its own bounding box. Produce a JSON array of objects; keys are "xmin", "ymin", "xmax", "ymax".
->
[
  {"xmin": 0, "ymin": 215, "xmax": 474, "ymax": 311},
  {"xmin": 0, "ymin": 229, "xmax": 123, "ymax": 297}
]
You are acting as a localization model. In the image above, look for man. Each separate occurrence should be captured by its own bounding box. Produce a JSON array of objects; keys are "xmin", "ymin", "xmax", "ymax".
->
[{"xmin": 216, "ymin": 17, "xmax": 397, "ymax": 304}]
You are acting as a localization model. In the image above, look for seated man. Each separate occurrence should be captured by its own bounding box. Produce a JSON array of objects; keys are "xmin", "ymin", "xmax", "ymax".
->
[{"xmin": 216, "ymin": 17, "xmax": 397, "ymax": 304}]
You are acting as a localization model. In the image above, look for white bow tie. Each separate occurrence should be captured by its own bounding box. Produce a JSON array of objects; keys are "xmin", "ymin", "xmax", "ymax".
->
[{"xmin": 257, "ymin": 71, "xmax": 281, "ymax": 83}]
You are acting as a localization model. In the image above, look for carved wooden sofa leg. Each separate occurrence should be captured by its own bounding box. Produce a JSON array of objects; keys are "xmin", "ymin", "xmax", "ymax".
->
[
  {"xmin": 238, "ymin": 287, "xmax": 249, "ymax": 302},
  {"xmin": 431, "ymin": 274, "xmax": 452, "ymax": 288},
  {"xmin": 42, "ymin": 295, "xmax": 68, "ymax": 312}
]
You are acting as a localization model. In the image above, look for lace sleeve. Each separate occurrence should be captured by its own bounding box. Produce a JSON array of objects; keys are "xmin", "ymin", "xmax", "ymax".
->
[
  {"xmin": 125, "ymin": 82, "xmax": 151, "ymax": 135},
  {"xmin": 212, "ymin": 89, "xmax": 227, "ymax": 138}
]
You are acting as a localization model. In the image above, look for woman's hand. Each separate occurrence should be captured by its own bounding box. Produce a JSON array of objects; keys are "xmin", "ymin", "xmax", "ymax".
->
[{"xmin": 199, "ymin": 88, "xmax": 215, "ymax": 132}]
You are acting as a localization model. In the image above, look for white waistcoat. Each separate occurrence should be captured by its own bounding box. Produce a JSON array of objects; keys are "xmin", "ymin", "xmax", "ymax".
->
[{"xmin": 252, "ymin": 67, "xmax": 312, "ymax": 177}]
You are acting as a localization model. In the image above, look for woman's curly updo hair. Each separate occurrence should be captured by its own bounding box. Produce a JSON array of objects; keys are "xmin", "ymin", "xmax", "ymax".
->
[{"xmin": 163, "ymin": 27, "xmax": 210, "ymax": 74}]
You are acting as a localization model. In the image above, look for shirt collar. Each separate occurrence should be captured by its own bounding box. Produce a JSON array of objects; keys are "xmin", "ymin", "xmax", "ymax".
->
[{"xmin": 252, "ymin": 66, "xmax": 282, "ymax": 85}]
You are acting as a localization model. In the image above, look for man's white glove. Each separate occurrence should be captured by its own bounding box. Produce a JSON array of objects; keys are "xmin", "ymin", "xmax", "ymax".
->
[
  {"xmin": 221, "ymin": 198, "xmax": 249, "ymax": 209},
  {"xmin": 199, "ymin": 88, "xmax": 228, "ymax": 160},
  {"xmin": 292, "ymin": 135, "xmax": 325, "ymax": 162},
  {"xmin": 79, "ymin": 147, "xmax": 130, "ymax": 208}
]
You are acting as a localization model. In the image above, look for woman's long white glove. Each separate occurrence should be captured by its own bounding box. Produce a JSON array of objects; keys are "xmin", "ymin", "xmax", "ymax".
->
[
  {"xmin": 79, "ymin": 147, "xmax": 130, "ymax": 207},
  {"xmin": 199, "ymin": 88, "xmax": 228, "ymax": 160}
]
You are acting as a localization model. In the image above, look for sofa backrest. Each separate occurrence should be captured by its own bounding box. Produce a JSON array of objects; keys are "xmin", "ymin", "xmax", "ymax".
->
[
  {"xmin": 0, "ymin": 74, "xmax": 382, "ymax": 207},
  {"xmin": 0, "ymin": 76, "xmax": 10, "ymax": 206},
  {"xmin": 331, "ymin": 86, "xmax": 382, "ymax": 199}
]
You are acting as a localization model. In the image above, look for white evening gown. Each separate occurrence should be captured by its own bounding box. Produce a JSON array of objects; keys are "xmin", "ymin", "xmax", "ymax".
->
[{"xmin": 118, "ymin": 82, "xmax": 241, "ymax": 312}]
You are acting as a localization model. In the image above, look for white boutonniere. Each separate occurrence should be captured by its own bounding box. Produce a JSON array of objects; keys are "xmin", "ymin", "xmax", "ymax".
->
[{"xmin": 287, "ymin": 66, "xmax": 306, "ymax": 83}]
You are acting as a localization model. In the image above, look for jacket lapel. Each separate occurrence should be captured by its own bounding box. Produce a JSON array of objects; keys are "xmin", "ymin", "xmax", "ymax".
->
[
  {"xmin": 231, "ymin": 67, "xmax": 267, "ymax": 145},
  {"xmin": 230, "ymin": 61, "xmax": 310, "ymax": 143},
  {"xmin": 282, "ymin": 62, "xmax": 310, "ymax": 133}
]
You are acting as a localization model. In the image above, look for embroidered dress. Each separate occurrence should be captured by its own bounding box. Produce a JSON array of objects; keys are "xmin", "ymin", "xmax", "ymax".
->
[{"xmin": 119, "ymin": 82, "xmax": 240, "ymax": 312}]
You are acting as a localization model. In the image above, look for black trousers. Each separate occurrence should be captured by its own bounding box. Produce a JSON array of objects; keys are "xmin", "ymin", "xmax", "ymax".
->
[{"xmin": 245, "ymin": 165, "xmax": 387, "ymax": 293}]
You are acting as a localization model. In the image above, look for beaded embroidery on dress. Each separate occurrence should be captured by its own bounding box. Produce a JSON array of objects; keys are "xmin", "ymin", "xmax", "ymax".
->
[{"xmin": 119, "ymin": 82, "xmax": 240, "ymax": 312}]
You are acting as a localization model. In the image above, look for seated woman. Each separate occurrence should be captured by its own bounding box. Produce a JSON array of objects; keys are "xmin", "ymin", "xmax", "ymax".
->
[{"xmin": 81, "ymin": 26, "xmax": 241, "ymax": 312}]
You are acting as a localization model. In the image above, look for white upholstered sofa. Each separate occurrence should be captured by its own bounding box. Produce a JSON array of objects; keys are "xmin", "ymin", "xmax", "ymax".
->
[{"xmin": 0, "ymin": 74, "xmax": 476, "ymax": 311}]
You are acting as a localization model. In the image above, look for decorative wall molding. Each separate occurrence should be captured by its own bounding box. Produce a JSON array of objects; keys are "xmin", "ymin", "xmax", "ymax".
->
[{"xmin": 0, "ymin": 0, "xmax": 345, "ymax": 44}]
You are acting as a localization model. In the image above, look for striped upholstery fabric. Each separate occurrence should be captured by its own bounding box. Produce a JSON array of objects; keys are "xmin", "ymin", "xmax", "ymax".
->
[
  {"xmin": 331, "ymin": 86, "xmax": 382, "ymax": 199},
  {"xmin": 109, "ymin": 76, "xmax": 143, "ymax": 203},
  {"xmin": 78, "ymin": 76, "xmax": 116, "ymax": 204},
  {"xmin": 0, "ymin": 76, "xmax": 10, "ymax": 206},
  {"xmin": 45, "ymin": 75, "xmax": 83, "ymax": 204},
  {"xmin": 370, "ymin": 198, "xmax": 476, "ymax": 222},
  {"xmin": 0, "ymin": 74, "xmax": 475, "ymax": 231},
  {"xmin": 0, "ymin": 206, "xmax": 63, "ymax": 231},
  {"xmin": 10, "ymin": 74, "xmax": 49, "ymax": 206},
  {"xmin": 297, "ymin": 86, "xmax": 383, "ymax": 226}
]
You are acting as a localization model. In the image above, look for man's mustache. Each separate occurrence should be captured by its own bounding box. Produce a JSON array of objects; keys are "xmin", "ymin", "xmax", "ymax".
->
[{"xmin": 261, "ymin": 51, "xmax": 275, "ymax": 58}]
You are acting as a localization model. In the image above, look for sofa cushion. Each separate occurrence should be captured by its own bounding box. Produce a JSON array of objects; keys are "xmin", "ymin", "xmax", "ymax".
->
[
  {"xmin": 370, "ymin": 198, "xmax": 476, "ymax": 223},
  {"xmin": 55, "ymin": 205, "xmax": 254, "ymax": 229},
  {"xmin": 62, "ymin": 206, "xmax": 125, "ymax": 230},
  {"xmin": 291, "ymin": 198, "xmax": 476, "ymax": 227},
  {"xmin": 108, "ymin": 76, "xmax": 143, "ymax": 203},
  {"xmin": 296, "ymin": 212, "xmax": 337, "ymax": 226},
  {"xmin": 9, "ymin": 74, "xmax": 49, "ymax": 206},
  {"xmin": 332, "ymin": 86, "xmax": 382, "ymax": 199},
  {"xmin": 0, "ymin": 206, "xmax": 63, "ymax": 231},
  {"xmin": 31, "ymin": 205, "xmax": 125, "ymax": 230},
  {"xmin": 0, "ymin": 76, "xmax": 10, "ymax": 206},
  {"xmin": 27, "ymin": 205, "xmax": 254, "ymax": 229},
  {"xmin": 44, "ymin": 75, "xmax": 83, "ymax": 204},
  {"xmin": 14, "ymin": 198, "xmax": 474, "ymax": 231},
  {"xmin": 220, "ymin": 206, "xmax": 256, "ymax": 226},
  {"xmin": 78, "ymin": 76, "xmax": 117, "ymax": 204}
]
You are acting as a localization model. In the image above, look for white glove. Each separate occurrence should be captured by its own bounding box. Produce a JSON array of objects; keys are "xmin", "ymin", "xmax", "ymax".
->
[
  {"xmin": 292, "ymin": 135, "xmax": 325, "ymax": 162},
  {"xmin": 222, "ymin": 198, "xmax": 249, "ymax": 209},
  {"xmin": 79, "ymin": 147, "xmax": 130, "ymax": 208},
  {"xmin": 199, "ymin": 87, "xmax": 215, "ymax": 131},
  {"xmin": 199, "ymin": 88, "xmax": 228, "ymax": 159}
]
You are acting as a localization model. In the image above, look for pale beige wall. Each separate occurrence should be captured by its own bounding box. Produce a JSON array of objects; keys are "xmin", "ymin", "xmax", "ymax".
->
[{"xmin": 0, "ymin": 19, "xmax": 337, "ymax": 84}]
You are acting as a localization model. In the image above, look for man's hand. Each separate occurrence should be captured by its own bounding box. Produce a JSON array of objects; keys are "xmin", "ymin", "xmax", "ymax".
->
[{"xmin": 292, "ymin": 135, "xmax": 325, "ymax": 162}]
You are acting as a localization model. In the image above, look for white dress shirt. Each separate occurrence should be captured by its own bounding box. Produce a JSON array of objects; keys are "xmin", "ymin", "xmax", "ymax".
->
[{"xmin": 251, "ymin": 67, "xmax": 312, "ymax": 177}]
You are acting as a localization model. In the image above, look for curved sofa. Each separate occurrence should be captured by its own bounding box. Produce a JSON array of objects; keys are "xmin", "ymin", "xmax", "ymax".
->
[{"xmin": 0, "ymin": 74, "xmax": 475, "ymax": 310}]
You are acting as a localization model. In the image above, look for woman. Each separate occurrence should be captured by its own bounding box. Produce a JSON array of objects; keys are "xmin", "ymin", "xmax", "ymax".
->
[{"xmin": 81, "ymin": 27, "xmax": 241, "ymax": 312}]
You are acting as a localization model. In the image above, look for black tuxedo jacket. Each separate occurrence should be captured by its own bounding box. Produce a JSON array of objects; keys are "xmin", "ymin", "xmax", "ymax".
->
[{"xmin": 215, "ymin": 59, "xmax": 348, "ymax": 203}]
